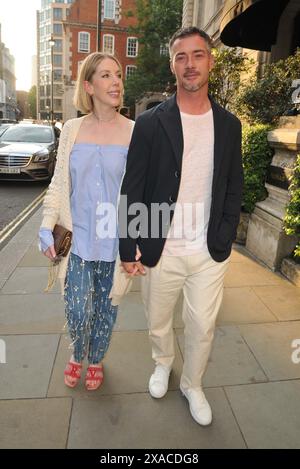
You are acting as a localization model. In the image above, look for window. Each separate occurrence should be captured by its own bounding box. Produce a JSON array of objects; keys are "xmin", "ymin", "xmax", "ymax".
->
[
  {"xmin": 54, "ymin": 99, "xmax": 62, "ymax": 111},
  {"xmin": 53, "ymin": 69, "xmax": 62, "ymax": 82},
  {"xmin": 160, "ymin": 44, "xmax": 169, "ymax": 56},
  {"xmin": 126, "ymin": 65, "xmax": 137, "ymax": 79},
  {"xmin": 127, "ymin": 37, "xmax": 138, "ymax": 57},
  {"xmin": 103, "ymin": 34, "xmax": 115, "ymax": 54},
  {"xmin": 104, "ymin": 0, "xmax": 116, "ymax": 20},
  {"xmin": 53, "ymin": 8, "xmax": 62, "ymax": 20},
  {"xmin": 78, "ymin": 32, "xmax": 90, "ymax": 53},
  {"xmin": 53, "ymin": 54, "xmax": 62, "ymax": 66},
  {"xmin": 53, "ymin": 23, "xmax": 63, "ymax": 35}
]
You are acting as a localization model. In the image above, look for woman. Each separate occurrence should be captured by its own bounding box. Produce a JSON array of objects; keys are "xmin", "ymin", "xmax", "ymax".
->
[{"xmin": 39, "ymin": 52, "xmax": 134, "ymax": 390}]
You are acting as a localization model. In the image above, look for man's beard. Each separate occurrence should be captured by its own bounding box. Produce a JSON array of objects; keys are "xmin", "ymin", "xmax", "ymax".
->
[{"xmin": 182, "ymin": 82, "xmax": 202, "ymax": 92}]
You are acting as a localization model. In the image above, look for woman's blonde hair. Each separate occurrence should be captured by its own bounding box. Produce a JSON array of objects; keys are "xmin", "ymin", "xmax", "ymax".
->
[{"xmin": 73, "ymin": 52, "xmax": 123, "ymax": 114}]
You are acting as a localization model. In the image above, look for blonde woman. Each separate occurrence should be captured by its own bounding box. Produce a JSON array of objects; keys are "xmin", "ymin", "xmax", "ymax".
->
[{"xmin": 39, "ymin": 53, "xmax": 134, "ymax": 390}]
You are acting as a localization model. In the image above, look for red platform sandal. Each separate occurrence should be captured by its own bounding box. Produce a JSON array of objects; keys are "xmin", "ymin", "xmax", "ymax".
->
[
  {"xmin": 85, "ymin": 363, "xmax": 104, "ymax": 391},
  {"xmin": 64, "ymin": 360, "xmax": 83, "ymax": 388}
]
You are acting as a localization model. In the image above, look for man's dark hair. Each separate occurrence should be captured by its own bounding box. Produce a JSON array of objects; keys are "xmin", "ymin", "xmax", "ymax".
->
[{"xmin": 169, "ymin": 27, "xmax": 213, "ymax": 56}]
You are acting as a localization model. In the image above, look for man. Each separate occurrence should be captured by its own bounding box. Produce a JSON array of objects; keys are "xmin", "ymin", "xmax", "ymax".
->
[{"xmin": 119, "ymin": 27, "xmax": 243, "ymax": 426}]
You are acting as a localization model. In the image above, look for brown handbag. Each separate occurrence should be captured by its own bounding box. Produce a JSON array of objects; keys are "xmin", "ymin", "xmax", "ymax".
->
[
  {"xmin": 52, "ymin": 224, "xmax": 72, "ymax": 260},
  {"xmin": 45, "ymin": 224, "xmax": 72, "ymax": 292}
]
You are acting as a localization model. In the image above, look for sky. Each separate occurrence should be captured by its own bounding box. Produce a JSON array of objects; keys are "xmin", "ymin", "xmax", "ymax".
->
[{"xmin": 0, "ymin": 0, "xmax": 41, "ymax": 91}]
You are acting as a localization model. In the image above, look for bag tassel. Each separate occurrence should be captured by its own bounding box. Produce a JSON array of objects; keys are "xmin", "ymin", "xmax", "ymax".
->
[{"xmin": 45, "ymin": 261, "xmax": 59, "ymax": 292}]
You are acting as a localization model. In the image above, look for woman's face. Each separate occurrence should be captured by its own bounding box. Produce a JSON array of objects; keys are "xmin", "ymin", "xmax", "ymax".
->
[{"xmin": 84, "ymin": 58, "xmax": 123, "ymax": 108}]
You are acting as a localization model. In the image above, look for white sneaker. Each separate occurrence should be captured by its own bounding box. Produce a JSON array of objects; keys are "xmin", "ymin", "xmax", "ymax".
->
[
  {"xmin": 180, "ymin": 385, "xmax": 212, "ymax": 426},
  {"xmin": 149, "ymin": 364, "xmax": 172, "ymax": 398}
]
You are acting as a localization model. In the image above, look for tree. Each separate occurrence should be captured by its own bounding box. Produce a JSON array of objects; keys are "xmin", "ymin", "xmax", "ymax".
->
[
  {"xmin": 124, "ymin": 0, "xmax": 183, "ymax": 107},
  {"xmin": 28, "ymin": 85, "xmax": 37, "ymax": 119},
  {"xmin": 209, "ymin": 48, "xmax": 254, "ymax": 109},
  {"xmin": 235, "ymin": 49, "xmax": 300, "ymax": 125}
]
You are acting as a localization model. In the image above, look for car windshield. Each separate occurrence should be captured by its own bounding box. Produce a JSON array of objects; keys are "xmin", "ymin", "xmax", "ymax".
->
[
  {"xmin": 0, "ymin": 126, "xmax": 53, "ymax": 143},
  {"xmin": 0, "ymin": 126, "xmax": 11, "ymax": 137}
]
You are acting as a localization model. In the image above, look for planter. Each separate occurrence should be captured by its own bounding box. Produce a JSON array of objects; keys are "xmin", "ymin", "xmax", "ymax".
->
[
  {"xmin": 235, "ymin": 212, "xmax": 250, "ymax": 245},
  {"xmin": 281, "ymin": 257, "xmax": 300, "ymax": 287}
]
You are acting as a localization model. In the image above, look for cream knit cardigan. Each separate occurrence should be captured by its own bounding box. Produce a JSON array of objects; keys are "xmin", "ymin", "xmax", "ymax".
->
[
  {"xmin": 41, "ymin": 115, "xmax": 133, "ymax": 304},
  {"xmin": 41, "ymin": 116, "xmax": 86, "ymax": 293}
]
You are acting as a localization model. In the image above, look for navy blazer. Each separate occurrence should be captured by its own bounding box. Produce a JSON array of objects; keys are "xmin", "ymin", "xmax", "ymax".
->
[{"xmin": 119, "ymin": 94, "xmax": 243, "ymax": 266}]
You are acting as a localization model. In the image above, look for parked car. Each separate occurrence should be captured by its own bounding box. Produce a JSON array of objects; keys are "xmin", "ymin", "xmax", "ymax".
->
[
  {"xmin": 0, "ymin": 124, "xmax": 60, "ymax": 181},
  {"xmin": 0, "ymin": 123, "xmax": 15, "ymax": 137}
]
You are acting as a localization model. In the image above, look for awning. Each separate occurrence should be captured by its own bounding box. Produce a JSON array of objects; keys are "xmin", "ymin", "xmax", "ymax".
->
[{"xmin": 220, "ymin": 0, "xmax": 290, "ymax": 51}]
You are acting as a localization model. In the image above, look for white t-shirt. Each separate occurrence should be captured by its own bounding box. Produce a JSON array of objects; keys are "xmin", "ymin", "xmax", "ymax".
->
[{"xmin": 163, "ymin": 109, "xmax": 214, "ymax": 256}]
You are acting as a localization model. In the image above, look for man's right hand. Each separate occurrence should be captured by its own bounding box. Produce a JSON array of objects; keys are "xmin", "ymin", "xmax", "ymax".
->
[{"xmin": 44, "ymin": 245, "xmax": 57, "ymax": 261}]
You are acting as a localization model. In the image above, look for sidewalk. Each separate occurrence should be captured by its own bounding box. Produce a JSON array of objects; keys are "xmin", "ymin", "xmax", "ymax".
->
[{"xmin": 0, "ymin": 207, "xmax": 300, "ymax": 449}]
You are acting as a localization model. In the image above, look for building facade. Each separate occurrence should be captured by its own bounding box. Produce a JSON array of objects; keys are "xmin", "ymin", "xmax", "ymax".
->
[
  {"xmin": 63, "ymin": 0, "xmax": 138, "ymax": 120},
  {"xmin": 182, "ymin": 0, "xmax": 300, "ymax": 72},
  {"xmin": 37, "ymin": 0, "xmax": 138, "ymax": 122},
  {"xmin": 37, "ymin": 0, "xmax": 74, "ymax": 122},
  {"xmin": 0, "ymin": 24, "xmax": 17, "ymax": 120},
  {"xmin": 182, "ymin": 0, "xmax": 224, "ymax": 45}
]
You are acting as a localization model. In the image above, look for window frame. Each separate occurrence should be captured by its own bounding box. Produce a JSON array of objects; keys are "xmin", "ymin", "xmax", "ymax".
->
[
  {"xmin": 103, "ymin": 34, "xmax": 115, "ymax": 54},
  {"xmin": 126, "ymin": 37, "xmax": 138, "ymax": 58},
  {"xmin": 78, "ymin": 31, "xmax": 90, "ymax": 53},
  {"xmin": 104, "ymin": 0, "xmax": 116, "ymax": 20}
]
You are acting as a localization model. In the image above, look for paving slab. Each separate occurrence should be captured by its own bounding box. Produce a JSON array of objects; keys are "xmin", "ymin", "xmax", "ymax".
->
[
  {"xmin": 0, "ymin": 294, "xmax": 64, "ymax": 334},
  {"xmin": 48, "ymin": 330, "xmax": 183, "ymax": 398},
  {"xmin": 0, "ymin": 397, "xmax": 72, "ymax": 449},
  {"xmin": 18, "ymin": 246, "xmax": 49, "ymax": 267},
  {"xmin": 230, "ymin": 249, "xmax": 255, "ymax": 263},
  {"xmin": 114, "ymin": 292, "xmax": 147, "ymax": 331},
  {"xmin": 1, "ymin": 267, "xmax": 60, "ymax": 294},
  {"xmin": 217, "ymin": 287, "xmax": 277, "ymax": 325},
  {"xmin": 68, "ymin": 389, "xmax": 246, "ymax": 449},
  {"xmin": 0, "ymin": 334, "xmax": 60, "ymax": 399},
  {"xmin": 224, "ymin": 262, "xmax": 289, "ymax": 287},
  {"xmin": 252, "ymin": 285, "xmax": 300, "ymax": 321},
  {"xmin": 176, "ymin": 326, "xmax": 267, "ymax": 387},
  {"xmin": 225, "ymin": 380, "xmax": 300, "ymax": 449},
  {"xmin": 238, "ymin": 322, "xmax": 300, "ymax": 380}
]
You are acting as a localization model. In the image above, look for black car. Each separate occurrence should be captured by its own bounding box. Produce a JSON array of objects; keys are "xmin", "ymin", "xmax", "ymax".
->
[{"xmin": 0, "ymin": 124, "xmax": 60, "ymax": 181}]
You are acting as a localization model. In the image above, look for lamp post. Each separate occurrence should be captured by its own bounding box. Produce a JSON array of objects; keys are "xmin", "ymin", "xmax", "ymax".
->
[
  {"xmin": 97, "ymin": 0, "xmax": 102, "ymax": 51},
  {"xmin": 49, "ymin": 36, "xmax": 55, "ymax": 124}
]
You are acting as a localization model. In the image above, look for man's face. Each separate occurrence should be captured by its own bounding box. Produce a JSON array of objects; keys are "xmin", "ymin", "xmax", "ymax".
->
[{"xmin": 170, "ymin": 34, "xmax": 214, "ymax": 93}]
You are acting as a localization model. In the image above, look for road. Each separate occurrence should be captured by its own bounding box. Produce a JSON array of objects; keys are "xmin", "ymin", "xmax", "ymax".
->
[{"xmin": 0, "ymin": 181, "xmax": 47, "ymax": 231}]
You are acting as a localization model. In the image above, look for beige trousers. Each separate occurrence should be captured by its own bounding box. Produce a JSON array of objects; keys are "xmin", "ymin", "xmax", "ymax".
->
[{"xmin": 141, "ymin": 250, "xmax": 229, "ymax": 390}]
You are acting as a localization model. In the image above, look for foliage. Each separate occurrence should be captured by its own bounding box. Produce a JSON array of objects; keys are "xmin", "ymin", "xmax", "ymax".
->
[
  {"xmin": 284, "ymin": 155, "xmax": 300, "ymax": 262},
  {"xmin": 235, "ymin": 49, "xmax": 300, "ymax": 125},
  {"xmin": 124, "ymin": 0, "xmax": 183, "ymax": 106},
  {"xmin": 242, "ymin": 124, "xmax": 273, "ymax": 213},
  {"xmin": 28, "ymin": 85, "xmax": 37, "ymax": 119},
  {"xmin": 209, "ymin": 48, "xmax": 254, "ymax": 109}
]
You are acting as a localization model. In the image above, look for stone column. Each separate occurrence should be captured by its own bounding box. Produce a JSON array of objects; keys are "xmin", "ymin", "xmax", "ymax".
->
[{"xmin": 246, "ymin": 116, "xmax": 300, "ymax": 270}]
